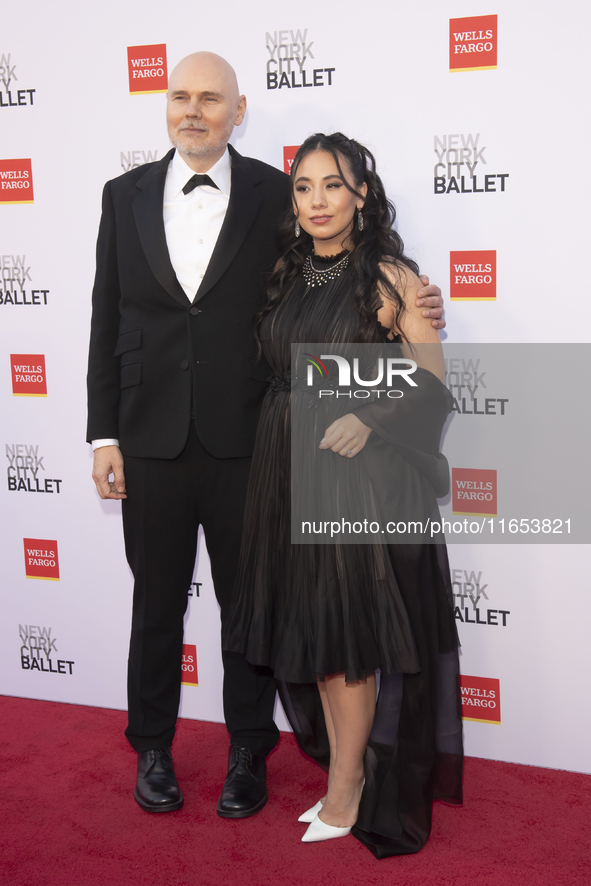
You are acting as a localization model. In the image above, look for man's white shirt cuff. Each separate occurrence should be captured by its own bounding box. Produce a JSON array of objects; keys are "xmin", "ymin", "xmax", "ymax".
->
[{"xmin": 92, "ymin": 439, "xmax": 120, "ymax": 450}]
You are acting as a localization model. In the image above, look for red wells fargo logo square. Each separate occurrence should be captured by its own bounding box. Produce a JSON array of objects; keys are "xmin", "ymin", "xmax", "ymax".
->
[
  {"xmin": 0, "ymin": 158, "xmax": 34, "ymax": 204},
  {"xmin": 452, "ymin": 468, "xmax": 497, "ymax": 516},
  {"xmin": 460, "ymin": 675, "xmax": 501, "ymax": 724},
  {"xmin": 450, "ymin": 15, "xmax": 498, "ymax": 72},
  {"xmin": 181, "ymin": 644, "xmax": 198, "ymax": 686},
  {"xmin": 450, "ymin": 251, "xmax": 496, "ymax": 301},
  {"xmin": 11, "ymin": 354, "xmax": 47, "ymax": 396},
  {"xmin": 127, "ymin": 44, "xmax": 168, "ymax": 95},
  {"xmin": 283, "ymin": 146, "xmax": 299, "ymax": 175},
  {"xmin": 23, "ymin": 538, "xmax": 59, "ymax": 580}
]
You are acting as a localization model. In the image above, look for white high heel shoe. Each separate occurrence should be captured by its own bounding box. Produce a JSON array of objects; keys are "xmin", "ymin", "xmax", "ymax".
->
[
  {"xmin": 298, "ymin": 799, "xmax": 323, "ymax": 823},
  {"xmin": 301, "ymin": 812, "xmax": 352, "ymax": 843}
]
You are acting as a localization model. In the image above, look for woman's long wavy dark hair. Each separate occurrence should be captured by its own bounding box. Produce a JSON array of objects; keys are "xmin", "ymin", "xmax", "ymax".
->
[{"xmin": 256, "ymin": 132, "xmax": 419, "ymax": 344}]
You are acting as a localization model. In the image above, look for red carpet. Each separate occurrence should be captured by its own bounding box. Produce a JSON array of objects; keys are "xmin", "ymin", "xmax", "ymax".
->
[{"xmin": 1, "ymin": 696, "xmax": 589, "ymax": 886}]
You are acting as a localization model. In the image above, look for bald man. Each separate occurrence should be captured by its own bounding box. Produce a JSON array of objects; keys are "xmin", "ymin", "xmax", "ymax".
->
[{"xmin": 87, "ymin": 52, "xmax": 446, "ymax": 818}]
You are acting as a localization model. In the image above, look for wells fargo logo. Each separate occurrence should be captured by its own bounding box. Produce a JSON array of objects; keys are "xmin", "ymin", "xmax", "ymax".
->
[
  {"xmin": 10, "ymin": 354, "xmax": 46, "ymax": 396},
  {"xmin": 450, "ymin": 251, "xmax": 496, "ymax": 301},
  {"xmin": 181, "ymin": 643, "xmax": 198, "ymax": 686},
  {"xmin": 283, "ymin": 145, "xmax": 299, "ymax": 175},
  {"xmin": 450, "ymin": 15, "xmax": 498, "ymax": 72},
  {"xmin": 23, "ymin": 538, "xmax": 59, "ymax": 580},
  {"xmin": 0, "ymin": 158, "xmax": 33, "ymax": 204},
  {"xmin": 460, "ymin": 675, "xmax": 500, "ymax": 724},
  {"xmin": 452, "ymin": 467, "xmax": 497, "ymax": 516},
  {"xmin": 127, "ymin": 44, "xmax": 168, "ymax": 95}
]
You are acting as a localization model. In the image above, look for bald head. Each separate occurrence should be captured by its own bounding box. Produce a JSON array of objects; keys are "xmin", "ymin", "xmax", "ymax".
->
[
  {"xmin": 166, "ymin": 52, "xmax": 246, "ymax": 172},
  {"xmin": 168, "ymin": 52, "xmax": 241, "ymax": 102}
]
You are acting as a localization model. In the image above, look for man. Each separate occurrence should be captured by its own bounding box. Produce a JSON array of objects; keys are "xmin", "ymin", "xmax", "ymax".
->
[{"xmin": 87, "ymin": 52, "xmax": 445, "ymax": 818}]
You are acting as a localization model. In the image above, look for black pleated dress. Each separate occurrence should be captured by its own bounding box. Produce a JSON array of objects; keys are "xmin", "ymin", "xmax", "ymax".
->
[{"xmin": 224, "ymin": 260, "xmax": 463, "ymax": 858}]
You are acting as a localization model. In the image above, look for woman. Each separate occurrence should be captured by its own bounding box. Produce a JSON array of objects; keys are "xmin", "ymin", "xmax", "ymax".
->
[{"xmin": 224, "ymin": 133, "xmax": 463, "ymax": 858}]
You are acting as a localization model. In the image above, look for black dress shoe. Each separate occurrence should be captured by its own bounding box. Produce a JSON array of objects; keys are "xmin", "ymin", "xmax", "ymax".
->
[
  {"xmin": 134, "ymin": 747, "xmax": 184, "ymax": 812},
  {"xmin": 217, "ymin": 745, "xmax": 268, "ymax": 818}
]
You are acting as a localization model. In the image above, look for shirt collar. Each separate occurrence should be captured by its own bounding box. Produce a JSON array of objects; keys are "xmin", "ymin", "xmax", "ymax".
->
[{"xmin": 169, "ymin": 148, "xmax": 231, "ymax": 199}]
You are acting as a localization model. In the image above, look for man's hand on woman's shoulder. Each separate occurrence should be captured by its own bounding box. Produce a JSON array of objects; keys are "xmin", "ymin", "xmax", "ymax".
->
[{"xmin": 416, "ymin": 274, "xmax": 445, "ymax": 330}]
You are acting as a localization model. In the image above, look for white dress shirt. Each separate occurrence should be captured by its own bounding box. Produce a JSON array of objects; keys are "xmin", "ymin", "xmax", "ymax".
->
[
  {"xmin": 163, "ymin": 148, "xmax": 231, "ymax": 298},
  {"xmin": 92, "ymin": 148, "xmax": 232, "ymax": 451}
]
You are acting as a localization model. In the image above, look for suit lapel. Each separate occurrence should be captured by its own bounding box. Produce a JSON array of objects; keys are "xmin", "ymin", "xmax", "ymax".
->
[
  {"xmin": 132, "ymin": 148, "xmax": 190, "ymax": 308},
  {"xmin": 193, "ymin": 146, "xmax": 263, "ymax": 304}
]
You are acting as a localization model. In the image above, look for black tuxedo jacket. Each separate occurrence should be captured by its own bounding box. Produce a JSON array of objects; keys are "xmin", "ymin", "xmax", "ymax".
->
[{"xmin": 87, "ymin": 146, "xmax": 290, "ymax": 459}]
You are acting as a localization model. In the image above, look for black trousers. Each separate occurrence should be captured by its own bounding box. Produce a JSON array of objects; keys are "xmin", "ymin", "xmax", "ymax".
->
[{"xmin": 121, "ymin": 424, "xmax": 279, "ymax": 756}]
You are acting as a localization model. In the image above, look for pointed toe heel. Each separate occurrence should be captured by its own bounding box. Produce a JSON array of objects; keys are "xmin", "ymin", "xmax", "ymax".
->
[
  {"xmin": 301, "ymin": 813, "xmax": 352, "ymax": 843},
  {"xmin": 298, "ymin": 799, "xmax": 323, "ymax": 823}
]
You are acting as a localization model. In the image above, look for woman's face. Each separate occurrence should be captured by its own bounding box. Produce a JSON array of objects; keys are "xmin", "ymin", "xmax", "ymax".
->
[{"xmin": 293, "ymin": 150, "xmax": 367, "ymax": 255}]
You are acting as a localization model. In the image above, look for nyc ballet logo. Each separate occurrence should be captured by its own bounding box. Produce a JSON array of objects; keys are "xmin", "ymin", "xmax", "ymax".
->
[
  {"xmin": 120, "ymin": 149, "xmax": 159, "ymax": 173},
  {"xmin": 1, "ymin": 254, "xmax": 50, "ymax": 307},
  {"xmin": 0, "ymin": 53, "xmax": 36, "ymax": 107},
  {"xmin": 265, "ymin": 29, "xmax": 335, "ymax": 90},
  {"xmin": 19, "ymin": 624, "xmax": 75, "ymax": 676},
  {"xmin": 451, "ymin": 567, "xmax": 511, "ymax": 629},
  {"xmin": 445, "ymin": 355, "xmax": 509, "ymax": 417},
  {"xmin": 433, "ymin": 133, "xmax": 509, "ymax": 196},
  {"xmin": 6, "ymin": 443, "xmax": 62, "ymax": 494}
]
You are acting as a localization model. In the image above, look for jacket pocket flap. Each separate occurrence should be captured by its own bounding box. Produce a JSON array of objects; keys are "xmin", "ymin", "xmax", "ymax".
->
[
  {"xmin": 114, "ymin": 328, "xmax": 142, "ymax": 356},
  {"xmin": 120, "ymin": 362, "xmax": 142, "ymax": 389}
]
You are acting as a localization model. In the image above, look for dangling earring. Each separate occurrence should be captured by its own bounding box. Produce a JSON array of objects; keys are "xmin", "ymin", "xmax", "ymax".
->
[
  {"xmin": 357, "ymin": 209, "xmax": 364, "ymax": 232},
  {"xmin": 295, "ymin": 219, "xmax": 301, "ymax": 238}
]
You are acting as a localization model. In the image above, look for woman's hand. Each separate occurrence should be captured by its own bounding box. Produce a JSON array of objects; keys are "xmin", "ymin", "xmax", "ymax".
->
[{"xmin": 319, "ymin": 413, "xmax": 372, "ymax": 458}]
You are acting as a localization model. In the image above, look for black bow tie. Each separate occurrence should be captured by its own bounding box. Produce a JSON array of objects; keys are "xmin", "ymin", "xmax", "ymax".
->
[{"xmin": 182, "ymin": 174, "xmax": 219, "ymax": 195}]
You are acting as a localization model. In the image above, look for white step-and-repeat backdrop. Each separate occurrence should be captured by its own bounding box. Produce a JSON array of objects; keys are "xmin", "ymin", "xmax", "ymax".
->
[{"xmin": 1, "ymin": 1, "xmax": 589, "ymax": 773}]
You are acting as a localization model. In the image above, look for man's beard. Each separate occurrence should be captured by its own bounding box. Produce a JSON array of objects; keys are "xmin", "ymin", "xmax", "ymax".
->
[{"xmin": 169, "ymin": 122, "xmax": 233, "ymax": 159}]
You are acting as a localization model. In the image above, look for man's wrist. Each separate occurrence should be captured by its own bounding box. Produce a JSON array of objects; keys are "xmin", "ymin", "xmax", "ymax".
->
[{"xmin": 91, "ymin": 439, "xmax": 120, "ymax": 451}]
